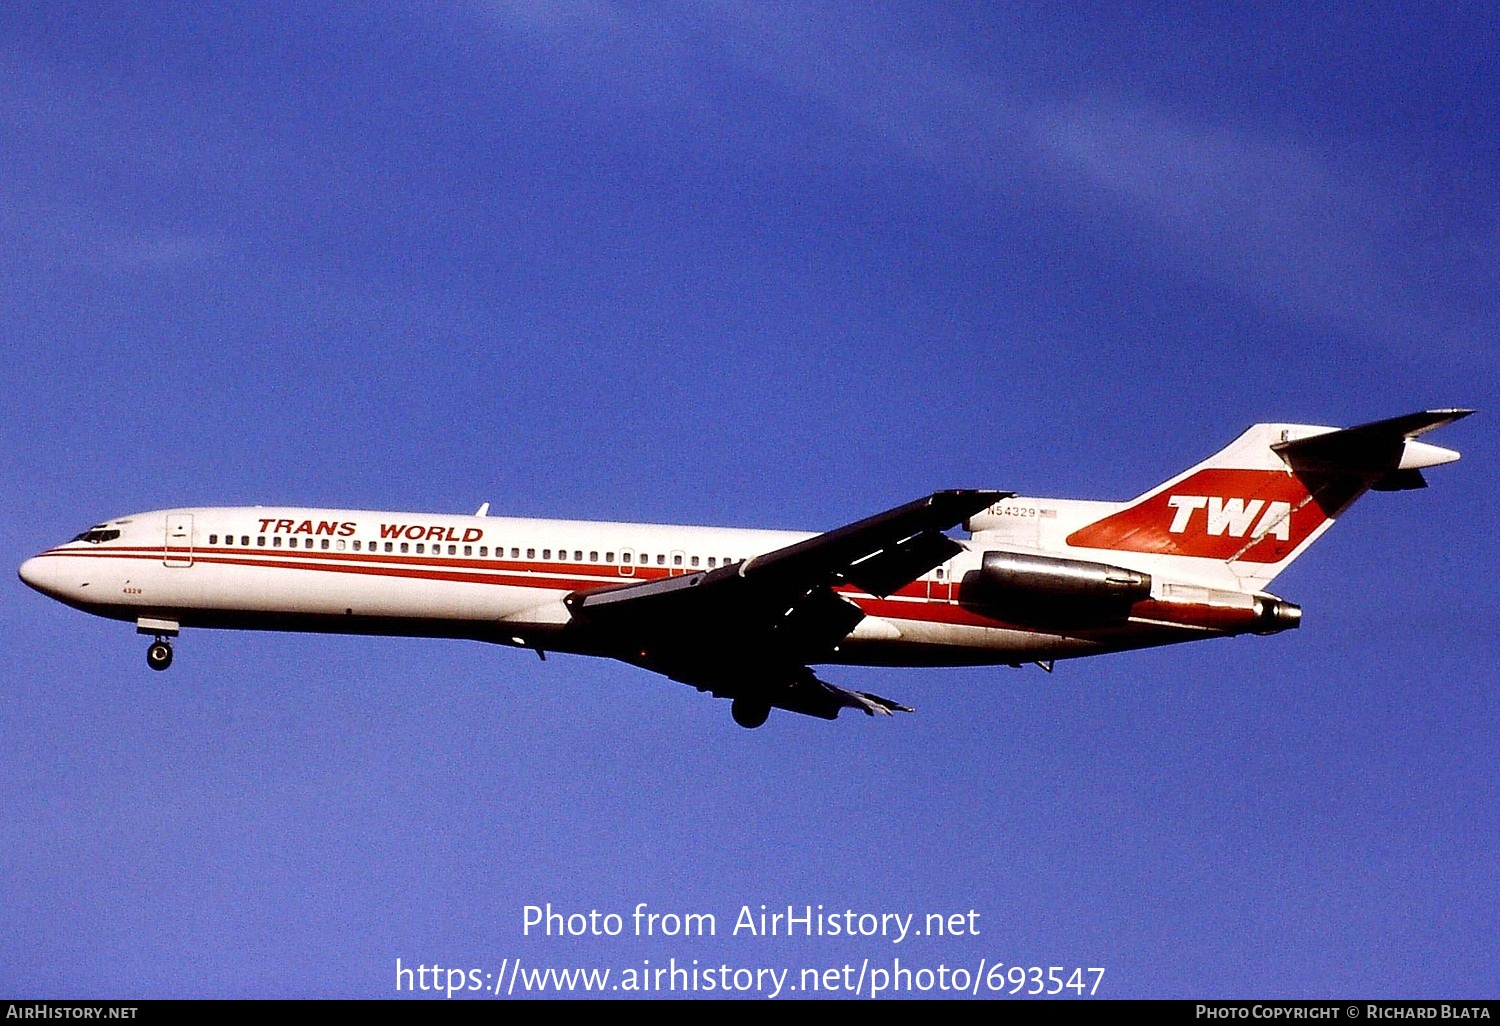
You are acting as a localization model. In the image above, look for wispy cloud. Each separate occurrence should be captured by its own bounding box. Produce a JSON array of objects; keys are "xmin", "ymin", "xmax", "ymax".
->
[
  {"xmin": 466, "ymin": 1, "xmax": 1495, "ymax": 350},
  {"xmin": 1029, "ymin": 102, "xmax": 1441, "ymax": 341},
  {"xmin": 0, "ymin": 191, "xmax": 226, "ymax": 276},
  {"xmin": 0, "ymin": 56, "xmax": 230, "ymax": 277}
]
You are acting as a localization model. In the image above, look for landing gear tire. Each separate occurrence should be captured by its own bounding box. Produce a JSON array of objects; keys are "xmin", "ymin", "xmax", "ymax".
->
[
  {"xmin": 731, "ymin": 697, "xmax": 770, "ymax": 729},
  {"xmin": 146, "ymin": 640, "xmax": 174, "ymax": 671}
]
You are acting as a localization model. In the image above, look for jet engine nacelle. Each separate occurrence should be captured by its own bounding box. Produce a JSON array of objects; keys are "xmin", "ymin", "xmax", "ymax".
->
[{"xmin": 959, "ymin": 550, "xmax": 1153, "ymax": 627}]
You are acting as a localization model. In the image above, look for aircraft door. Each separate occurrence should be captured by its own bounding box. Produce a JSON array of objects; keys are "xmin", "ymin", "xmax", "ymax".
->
[
  {"xmin": 937, "ymin": 560, "xmax": 955, "ymax": 602},
  {"xmin": 669, "ymin": 549, "xmax": 687, "ymax": 576},
  {"xmin": 164, "ymin": 514, "xmax": 194, "ymax": 567}
]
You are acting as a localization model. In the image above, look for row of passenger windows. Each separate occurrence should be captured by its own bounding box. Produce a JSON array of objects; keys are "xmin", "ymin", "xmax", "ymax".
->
[{"xmin": 207, "ymin": 534, "xmax": 741, "ymax": 568}]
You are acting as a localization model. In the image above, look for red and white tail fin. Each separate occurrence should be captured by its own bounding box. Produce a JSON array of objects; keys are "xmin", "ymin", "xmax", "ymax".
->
[{"xmin": 1063, "ymin": 410, "xmax": 1472, "ymax": 592}]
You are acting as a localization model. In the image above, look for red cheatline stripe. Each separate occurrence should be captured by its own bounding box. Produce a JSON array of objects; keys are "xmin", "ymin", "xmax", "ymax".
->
[
  {"xmin": 45, "ymin": 545, "xmax": 727, "ymax": 579},
  {"xmin": 35, "ymin": 547, "xmax": 1237, "ymax": 639},
  {"xmin": 35, "ymin": 545, "xmax": 945, "ymax": 600},
  {"xmin": 29, "ymin": 548, "xmax": 1001, "ymax": 628},
  {"xmin": 36, "ymin": 548, "xmax": 628, "ymax": 593}
]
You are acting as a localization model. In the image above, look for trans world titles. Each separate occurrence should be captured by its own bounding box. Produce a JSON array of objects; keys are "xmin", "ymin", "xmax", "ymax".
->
[{"xmin": 523, "ymin": 903, "xmax": 980, "ymax": 944}]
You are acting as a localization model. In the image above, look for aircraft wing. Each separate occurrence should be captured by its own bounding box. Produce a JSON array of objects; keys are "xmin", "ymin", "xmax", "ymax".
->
[{"xmin": 561, "ymin": 489, "xmax": 1007, "ymax": 718}]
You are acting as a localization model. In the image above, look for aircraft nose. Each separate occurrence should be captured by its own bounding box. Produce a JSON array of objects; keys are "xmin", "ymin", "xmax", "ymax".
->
[{"xmin": 18, "ymin": 555, "xmax": 62, "ymax": 597}]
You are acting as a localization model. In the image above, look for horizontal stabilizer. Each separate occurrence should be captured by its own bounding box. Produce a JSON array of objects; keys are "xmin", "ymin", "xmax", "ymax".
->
[
  {"xmin": 1370, "ymin": 469, "xmax": 1427, "ymax": 492},
  {"xmin": 1272, "ymin": 409, "xmax": 1472, "ymax": 479}
]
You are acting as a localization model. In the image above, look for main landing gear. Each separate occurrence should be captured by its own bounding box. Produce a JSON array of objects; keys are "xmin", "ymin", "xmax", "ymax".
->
[
  {"xmin": 146, "ymin": 638, "xmax": 174, "ymax": 671},
  {"xmin": 731, "ymin": 697, "xmax": 771, "ymax": 730}
]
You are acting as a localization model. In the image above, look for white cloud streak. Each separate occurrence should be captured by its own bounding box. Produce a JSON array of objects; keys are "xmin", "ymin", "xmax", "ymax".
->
[{"xmin": 468, "ymin": 0, "xmax": 1495, "ymax": 349}]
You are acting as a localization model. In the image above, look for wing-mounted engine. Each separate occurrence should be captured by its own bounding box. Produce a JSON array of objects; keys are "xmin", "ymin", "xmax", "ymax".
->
[{"xmin": 959, "ymin": 550, "xmax": 1152, "ymax": 629}]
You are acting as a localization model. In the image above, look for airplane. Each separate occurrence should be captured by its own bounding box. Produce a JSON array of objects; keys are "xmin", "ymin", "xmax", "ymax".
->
[{"xmin": 18, "ymin": 409, "xmax": 1471, "ymax": 728}]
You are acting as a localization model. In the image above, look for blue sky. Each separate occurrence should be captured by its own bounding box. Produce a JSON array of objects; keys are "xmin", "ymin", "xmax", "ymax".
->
[{"xmin": 2, "ymin": 2, "xmax": 1495, "ymax": 999}]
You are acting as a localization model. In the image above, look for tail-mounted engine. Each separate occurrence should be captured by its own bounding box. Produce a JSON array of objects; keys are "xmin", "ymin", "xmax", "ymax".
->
[{"xmin": 959, "ymin": 550, "xmax": 1153, "ymax": 628}]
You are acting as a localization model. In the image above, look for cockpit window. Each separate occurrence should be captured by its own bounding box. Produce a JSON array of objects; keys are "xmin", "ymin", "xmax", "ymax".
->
[{"xmin": 71, "ymin": 527, "xmax": 121, "ymax": 544}]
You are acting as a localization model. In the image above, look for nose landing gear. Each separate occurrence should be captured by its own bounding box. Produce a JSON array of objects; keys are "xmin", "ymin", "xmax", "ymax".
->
[
  {"xmin": 135, "ymin": 617, "xmax": 179, "ymax": 672},
  {"xmin": 146, "ymin": 638, "xmax": 174, "ymax": 671}
]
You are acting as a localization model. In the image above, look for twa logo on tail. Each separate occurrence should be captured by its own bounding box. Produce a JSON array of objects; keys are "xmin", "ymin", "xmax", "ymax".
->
[
  {"xmin": 1067, "ymin": 469, "xmax": 1325, "ymax": 563},
  {"xmin": 1066, "ymin": 408, "xmax": 1472, "ymax": 577},
  {"xmin": 1165, "ymin": 496, "xmax": 1292, "ymax": 540}
]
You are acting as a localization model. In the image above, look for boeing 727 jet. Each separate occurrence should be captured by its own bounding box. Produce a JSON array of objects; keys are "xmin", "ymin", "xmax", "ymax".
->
[{"xmin": 19, "ymin": 410, "xmax": 1470, "ymax": 727}]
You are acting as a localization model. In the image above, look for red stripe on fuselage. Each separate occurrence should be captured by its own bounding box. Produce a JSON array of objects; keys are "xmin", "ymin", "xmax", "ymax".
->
[
  {"xmin": 32, "ymin": 546, "xmax": 1224, "ymax": 640},
  {"xmin": 32, "ymin": 546, "xmax": 985, "ymax": 627}
]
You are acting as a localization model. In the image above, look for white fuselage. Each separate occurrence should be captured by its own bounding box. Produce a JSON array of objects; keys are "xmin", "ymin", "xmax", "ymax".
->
[{"xmin": 21, "ymin": 504, "xmax": 1184, "ymax": 667}]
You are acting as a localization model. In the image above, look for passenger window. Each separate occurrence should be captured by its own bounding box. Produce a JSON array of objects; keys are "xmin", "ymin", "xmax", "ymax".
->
[
  {"xmin": 321, "ymin": 539, "xmax": 330, "ymax": 550},
  {"xmin": 673, "ymin": 554, "xmax": 683, "ymax": 566},
  {"xmin": 543, "ymin": 549, "xmax": 551, "ymax": 560},
  {"xmin": 657, "ymin": 554, "xmax": 665, "ymax": 565},
  {"xmin": 273, "ymin": 537, "xmax": 282, "ymax": 547},
  {"xmin": 589, "ymin": 551, "xmax": 598, "ymax": 562},
  {"xmin": 936, "ymin": 568, "xmax": 944, "ymax": 580},
  {"xmin": 691, "ymin": 556, "xmax": 699, "ymax": 567},
  {"xmin": 527, "ymin": 548, "xmax": 535, "ymax": 559},
  {"xmin": 448, "ymin": 544, "xmax": 456, "ymax": 555},
  {"xmin": 353, "ymin": 540, "xmax": 361, "ymax": 551},
  {"xmin": 606, "ymin": 552, "xmax": 615, "ymax": 562},
  {"xmin": 241, "ymin": 536, "xmax": 249, "ymax": 546},
  {"xmin": 385, "ymin": 542, "xmax": 393, "ymax": 552},
  {"xmin": 400, "ymin": 543, "xmax": 409, "ymax": 553},
  {"xmin": 257, "ymin": 536, "xmax": 266, "ymax": 546},
  {"xmin": 209, "ymin": 534, "xmax": 218, "ymax": 545},
  {"xmin": 708, "ymin": 557, "xmax": 717, "ymax": 568},
  {"xmin": 465, "ymin": 545, "xmax": 473, "ymax": 556}
]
